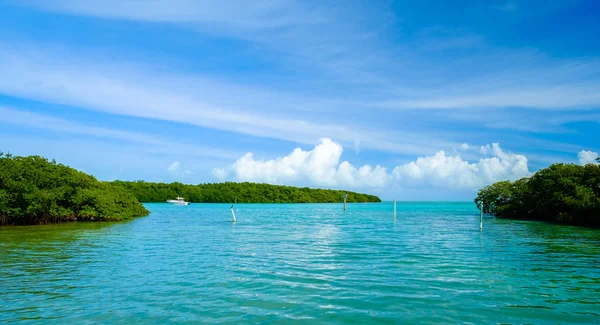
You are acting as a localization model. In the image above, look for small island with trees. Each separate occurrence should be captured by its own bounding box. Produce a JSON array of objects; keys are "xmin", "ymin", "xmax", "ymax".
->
[
  {"xmin": 475, "ymin": 159, "xmax": 600, "ymax": 228},
  {"xmin": 111, "ymin": 181, "xmax": 381, "ymax": 204},
  {"xmin": 0, "ymin": 153, "xmax": 381, "ymax": 225}
]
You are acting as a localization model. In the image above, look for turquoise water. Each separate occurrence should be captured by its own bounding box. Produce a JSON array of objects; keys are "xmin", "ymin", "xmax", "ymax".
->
[{"xmin": 1, "ymin": 202, "xmax": 600, "ymax": 324}]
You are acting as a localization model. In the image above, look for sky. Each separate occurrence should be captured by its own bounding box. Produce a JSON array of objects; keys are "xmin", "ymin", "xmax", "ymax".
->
[{"xmin": 0, "ymin": 0, "xmax": 599, "ymax": 200}]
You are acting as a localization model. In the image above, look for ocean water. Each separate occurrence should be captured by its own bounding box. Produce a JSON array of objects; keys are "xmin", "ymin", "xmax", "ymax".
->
[{"xmin": 1, "ymin": 202, "xmax": 599, "ymax": 324}]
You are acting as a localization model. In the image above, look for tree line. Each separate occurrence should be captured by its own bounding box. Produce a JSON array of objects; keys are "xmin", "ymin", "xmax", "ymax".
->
[
  {"xmin": 0, "ymin": 153, "xmax": 381, "ymax": 225},
  {"xmin": 0, "ymin": 153, "xmax": 149, "ymax": 225},
  {"xmin": 110, "ymin": 180, "xmax": 382, "ymax": 204},
  {"xmin": 475, "ymin": 159, "xmax": 600, "ymax": 227}
]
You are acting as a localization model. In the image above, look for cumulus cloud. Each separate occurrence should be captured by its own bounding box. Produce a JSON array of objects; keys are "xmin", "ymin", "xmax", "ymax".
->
[
  {"xmin": 168, "ymin": 161, "xmax": 192, "ymax": 177},
  {"xmin": 213, "ymin": 139, "xmax": 532, "ymax": 190},
  {"xmin": 168, "ymin": 161, "xmax": 180, "ymax": 174},
  {"xmin": 393, "ymin": 143, "xmax": 530, "ymax": 188},
  {"xmin": 460, "ymin": 143, "xmax": 469, "ymax": 151},
  {"xmin": 212, "ymin": 167, "xmax": 228, "ymax": 180},
  {"xmin": 212, "ymin": 138, "xmax": 388, "ymax": 188},
  {"xmin": 578, "ymin": 150, "xmax": 599, "ymax": 165}
]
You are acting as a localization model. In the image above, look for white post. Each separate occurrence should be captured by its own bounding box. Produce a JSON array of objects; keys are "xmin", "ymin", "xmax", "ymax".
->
[
  {"xmin": 394, "ymin": 200, "xmax": 397, "ymax": 220},
  {"xmin": 479, "ymin": 201, "xmax": 483, "ymax": 231},
  {"xmin": 230, "ymin": 205, "xmax": 236, "ymax": 222}
]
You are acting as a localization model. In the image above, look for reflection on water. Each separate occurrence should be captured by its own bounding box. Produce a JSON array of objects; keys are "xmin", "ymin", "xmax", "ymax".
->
[{"xmin": 1, "ymin": 202, "xmax": 599, "ymax": 324}]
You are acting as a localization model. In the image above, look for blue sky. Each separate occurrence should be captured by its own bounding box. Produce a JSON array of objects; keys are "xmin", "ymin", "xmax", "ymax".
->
[{"xmin": 0, "ymin": 0, "xmax": 599, "ymax": 200}]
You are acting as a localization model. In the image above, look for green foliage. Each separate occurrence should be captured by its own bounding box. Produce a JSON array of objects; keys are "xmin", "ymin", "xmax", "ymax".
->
[
  {"xmin": 0, "ymin": 153, "xmax": 149, "ymax": 225},
  {"xmin": 475, "ymin": 163, "xmax": 600, "ymax": 227},
  {"xmin": 110, "ymin": 181, "xmax": 381, "ymax": 204}
]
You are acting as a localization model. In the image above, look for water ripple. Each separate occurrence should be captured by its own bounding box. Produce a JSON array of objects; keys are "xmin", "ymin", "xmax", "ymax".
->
[{"xmin": 1, "ymin": 202, "xmax": 599, "ymax": 324}]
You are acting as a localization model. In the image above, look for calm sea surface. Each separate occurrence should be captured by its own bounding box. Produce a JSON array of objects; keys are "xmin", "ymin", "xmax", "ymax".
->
[{"xmin": 1, "ymin": 202, "xmax": 599, "ymax": 324}]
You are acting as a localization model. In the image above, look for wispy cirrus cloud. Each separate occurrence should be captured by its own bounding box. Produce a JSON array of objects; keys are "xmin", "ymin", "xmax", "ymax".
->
[
  {"xmin": 375, "ymin": 55, "xmax": 600, "ymax": 110},
  {"xmin": 379, "ymin": 84, "xmax": 600, "ymax": 110},
  {"xmin": 6, "ymin": 1, "xmax": 600, "ymax": 105},
  {"xmin": 17, "ymin": 0, "xmax": 326, "ymax": 29},
  {"xmin": 0, "ymin": 106, "xmax": 241, "ymax": 159},
  {"xmin": 0, "ymin": 43, "xmax": 460, "ymax": 156},
  {"xmin": 19, "ymin": 0, "xmax": 600, "ymax": 110},
  {"xmin": 14, "ymin": 0, "xmax": 394, "ymax": 86}
]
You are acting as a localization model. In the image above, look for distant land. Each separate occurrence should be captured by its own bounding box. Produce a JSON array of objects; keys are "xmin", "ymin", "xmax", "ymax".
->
[
  {"xmin": 0, "ymin": 153, "xmax": 380, "ymax": 225},
  {"xmin": 110, "ymin": 181, "xmax": 381, "ymax": 204}
]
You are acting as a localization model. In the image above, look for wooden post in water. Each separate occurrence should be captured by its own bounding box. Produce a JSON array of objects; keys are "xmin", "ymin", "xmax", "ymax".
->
[
  {"xmin": 343, "ymin": 193, "xmax": 347, "ymax": 211},
  {"xmin": 230, "ymin": 204, "xmax": 236, "ymax": 223},
  {"xmin": 394, "ymin": 200, "xmax": 397, "ymax": 220},
  {"xmin": 479, "ymin": 201, "xmax": 483, "ymax": 231}
]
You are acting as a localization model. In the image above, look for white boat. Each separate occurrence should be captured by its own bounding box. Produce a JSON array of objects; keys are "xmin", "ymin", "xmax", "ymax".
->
[{"xmin": 166, "ymin": 197, "xmax": 190, "ymax": 205}]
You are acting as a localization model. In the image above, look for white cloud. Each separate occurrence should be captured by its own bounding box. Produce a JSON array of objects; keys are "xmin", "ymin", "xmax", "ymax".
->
[
  {"xmin": 168, "ymin": 161, "xmax": 181, "ymax": 174},
  {"xmin": 393, "ymin": 143, "xmax": 530, "ymax": 188},
  {"xmin": 168, "ymin": 161, "xmax": 192, "ymax": 178},
  {"xmin": 212, "ymin": 167, "xmax": 228, "ymax": 180},
  {"xmin": 480, "ymin": 144, "xmax": 493, "ymax": 155},
  {"xmin": 214, "ymin": 139, "xmax": 529, "ymax": 190},
  {"xmin": 213, "ymin": 138, "xmax": 388, "ymax": 188},
  {"xmin": 460, "ymin": 143, "xmax": 469, "ymax": 151},
  {"xmin": 578, "ymin": 150, "xmax": 599, "ymax": 165}
]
